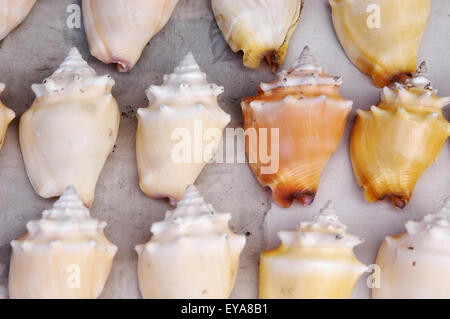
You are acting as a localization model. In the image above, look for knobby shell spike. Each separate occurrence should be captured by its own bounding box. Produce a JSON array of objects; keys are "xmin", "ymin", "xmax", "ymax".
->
[
  {"xmin": 82, "ymin": 0, "xmax": 179, "ymax": 72},
  {"xmin": 136, "ymin": 52, "xmax": 230, "ymax": 202},
  {"xmin": 350, "ymin": 63, "xmax": 450, "ymax": 209},
  {"xmin": 211, "ymin": 0, "xmax": 303, "ymax": 71},
  {"xmin": 0, "ymin": 0, "xmax": 36, "ymax": 41},
  {"xmin": 9, "ymin": 187, "xmax": 117, "ymax": 299},
  {"xmin": 0, "ymin": 84, "xmax": 16, "ymax": 151},
  {"xmin": 374, "ymin": 197, "xmax": 450, "ymax": 298},
  {"xmin": 136, "ymin": 185, "xmax": 246, "ymax": 299},
  {"xmin": 330, "ymin": 0, "xmax": 431, "ymax": 87},
  {"xmin": 242, "ymin": 46, "xmax": 352, "ymax": 208},
  {"xmin": 19, "ymin": 47, "xmax": 120, "ymax": 207},
  {"xmin": 260, "ymin": 201, "xmax": 367, "ymax": 298}
]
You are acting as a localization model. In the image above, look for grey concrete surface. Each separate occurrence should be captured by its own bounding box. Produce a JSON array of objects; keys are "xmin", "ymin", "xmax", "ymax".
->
[{"xmin": 0, "ymin": 0, "xmax": 449, "ymax": 299}]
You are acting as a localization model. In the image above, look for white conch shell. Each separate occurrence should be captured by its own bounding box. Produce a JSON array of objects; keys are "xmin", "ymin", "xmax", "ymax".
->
[
  {"xmin": 260, "ymin": 201, "xmax": 367, "ymax": 299},
  {"xmin": 136, "ymin": 52, "xmax": 230, "ymax": 202},
  {"xmin": 9, "ymin": 187, "xmax": 118, "ymax": 299},
  {"xmin": 136, "ymin": 185, "xmax": 246, "ymax": 299},
  {"xmin": 211, "ymin": 0, "xmax": 303, "ymax": 71},
  {"xmin": 19, "ymin": 47, "xmax": 120, "ymax": 207},
  {"xmin": 82, "ymin": 0, "xmax": 179, "ymax": 72},
  {"xmin": 0, "ymin": 0, "xmax": 36, "ymax": 41},
  {"xmin": 373, "ymin": 197, "xmax": 450, "ymax": 299},
  {"xmin": 0, "ymin": 84, "xmax": 15, "ymax": 150}
]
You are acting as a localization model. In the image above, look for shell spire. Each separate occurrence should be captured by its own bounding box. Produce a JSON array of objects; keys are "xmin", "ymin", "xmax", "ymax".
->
[
  {"xmin": 9, "ymin": 186, "xmax": 117, "ymax": 299},
  {"xmin": 259, "ymin": 201, "xmax": 367, "ymax": 299},
  {"xmin": 136, "ymin": 53, "xmax": 231, "ymax": 202},
  {"xmin": 31, "ymin": 47, "xmax": 114, "ymax": 99},
  {"xmin": 15, "ymin": 187, "xmax": 115, "ymax": 249},
  {"xmin": 260, "ymin": 47, "xmax": 343, "ymax": 92},
  {"xmin": 146, "ymin": 52, "xmax": 225, "ymax": 103},
  {"xmin": 374, "ymin": 197, "xmax": 450, "ymax": 298},
  {"xmin": 278, "ymin": 201, "xmax": 364, "ymax": 248},
  {"xmin": 292, "ymin": 46, "xmax": 319, "ymax": 69},
  {"xmin": 405, "ymin": 197, "xmax": 450, "ymax": 241},
  {"xmin": 136, "ymin": 185, "xmax": 246, "ymax": 299},
  {"xmin": 150, "ymin": 184, "xmax": 233, "ymax": 237}
]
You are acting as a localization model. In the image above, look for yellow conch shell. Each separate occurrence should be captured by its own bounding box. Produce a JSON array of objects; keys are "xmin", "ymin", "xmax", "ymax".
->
[
  {"xmin": 350, "ymin": 63, "xmax": 450, "ymax": 209},
  {"xmin": 260, "ymin": 201, "xmax": 367, "ymax": 299},
  {"xmin": 211, "ymin": 0, "xmax": 303, "ymax": 71},
  {"xmin": 0, "ymin": 84, "xmax": 15, "ymax": 150},
  {"xmin": 330, "ymin": 0, "xmax": 431, "ymax": 87},
  {"xmin": 242, "ymin": 46, "xmax": 353, "ymax": 208},
  {"xmin": 0, "ymin": 0, "xmax": 36, "ymax": 41}
]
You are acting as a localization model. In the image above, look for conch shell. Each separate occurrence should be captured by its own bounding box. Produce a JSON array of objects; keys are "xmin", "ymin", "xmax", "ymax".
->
[
  {"xmin": 82, "ymin": 0, "xmax": 179, "ymax": 72},
  {"xmin": 373, "ymin": 197, "xmax": 450, "ymax": 298},
  {"xmin": 19, "ymin": 47, "xmax": 120, "ymax": 207},
  {"xmin": 242, "ymin": 46, "xmax": 353, "ymax": 208},
  {"xmin": 0, "ymin": 84, "xmax": 15, "ymax": 150},
  {"xmin": 211, "ymin": 0, "xmax": 303, "ymax": 71},
  {"xmin": 330, "ymin": 0, "xmax": 431, "ymax": 87},
  {"xmin": 136, "ymin": 185, "xmax": 246, "ymax": 299},
  {"xmin": 350, "ymin": 63, "xmax": 450, "ymax": 209},
  {"xmin": 0, "ymin": 0, "xmax": 36, "ymax": 41},
  {"xmin": 8, "ymin": 187, "xmax": 118, "ymax": 299},
  {"xmin": 136, "ymin": 52, "xmax": 230, "ymax": 202},
  {"xmin": 260, "ymin": 201, "xmax": 367, "ymax": 299}
]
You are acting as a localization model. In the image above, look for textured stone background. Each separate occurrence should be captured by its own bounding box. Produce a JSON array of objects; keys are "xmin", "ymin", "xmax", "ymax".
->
[{"xmin": 0, "ymin": 0, "xmax": 449, "ymax": 299}]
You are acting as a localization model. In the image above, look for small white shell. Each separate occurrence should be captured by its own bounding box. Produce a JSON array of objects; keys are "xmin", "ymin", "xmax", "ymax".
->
[
  {"xmin": 9, "ymin": 187, "xmax": 117, "ymax": 299},
  {"xmin": 136, "ymin": 52, "xmax": 230, "ymax": 202},
  {"xmin": 136, "ymin": 185, "xmax": 246, "ymax": 299},
  {"xmin": 82, "ymin": 0, "xmax": 179, "ymax": 72},
  {"xmin": 19, "ymin": 47, "xmax": 120, "ymax": 207},
  {"xmin": 373, "ymin": 197, "xmax": 450, "ymax": 298}
]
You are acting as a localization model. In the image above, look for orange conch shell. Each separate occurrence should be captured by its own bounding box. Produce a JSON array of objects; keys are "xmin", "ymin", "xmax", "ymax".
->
[
  {"xmin": 242, "ymin": 47, "xmax": 353, "ymax": 208},
  {"xmin": 350, "ymin": 62, "xmax": 450, "ymax": 209}
]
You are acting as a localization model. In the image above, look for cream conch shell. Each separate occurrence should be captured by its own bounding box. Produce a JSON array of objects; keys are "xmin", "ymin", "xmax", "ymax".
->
[
  {"xmin": 259, "ymin": 201, "xmax": 367, "ymax": 299},
  {"xmin": 136, "ymin": 185, "xmax": 246, "ymax": 299},
  {"xmin": 350, "ymin": 63, "xmax": 450, "ymax": 209},
  {"xmin": 373, "ymin": 197, "xmax": 450, "ymax": 298},
  {"xmin": 19, "ymin": 47, "xmax": 120, "ymax": 207},
  {"xmin": 0, "ymin": 0, "xmax": 36, "ymax": 41},
  {"xmin": 211, "ymin": 0, "xmax": 303, "ymax": 71},
  {"xmin": 136, "ymin": 52, "xmax": 230, "ymax": 202},
  {"xmin": 242, "ymin": 46, "xmax": 353, "ymax": 208},
  {"xmin": 0, "ymin": 84, "xmax": 16, "ymax": 150},
  {"xmin": 82, "ymin": 0, "xmax": 179, "ymax": 72},
  {"xmin": 330, "ymin": 0, "xmax": 431, "ymax": 87},
  {"xmin": 8, "ymin": 187, "xmax": 118, "ymax": 299}
]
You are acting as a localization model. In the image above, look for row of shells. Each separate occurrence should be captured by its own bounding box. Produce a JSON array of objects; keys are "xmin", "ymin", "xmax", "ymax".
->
[
  {"xmin": 7, "ymin": 185, "xmax": 450, "ymax": 299},
  {"xmin": 0, "ymin": 0, "xmax": 448, "ymax": 299}
]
